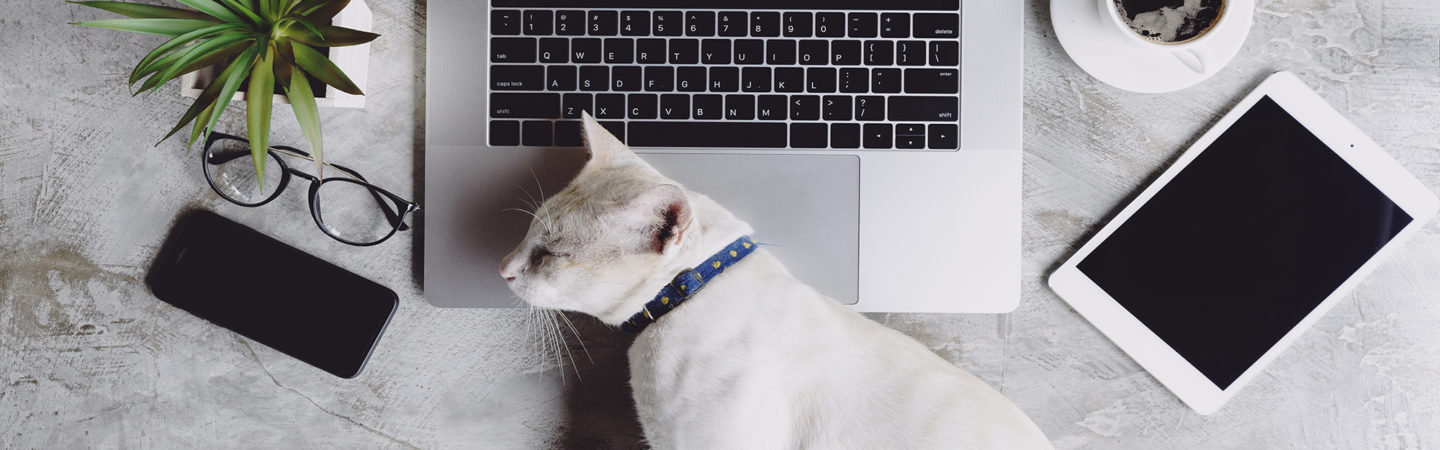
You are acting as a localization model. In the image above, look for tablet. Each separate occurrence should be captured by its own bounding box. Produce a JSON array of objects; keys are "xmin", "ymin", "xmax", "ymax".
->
[{"xmin": 1048, "ymin": 71, "xmax": 1438, "ymax": 414}]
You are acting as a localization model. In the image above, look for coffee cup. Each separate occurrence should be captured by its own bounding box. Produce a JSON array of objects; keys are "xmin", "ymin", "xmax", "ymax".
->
[{"xmin": 1100, "ymin": 0, "xmax": 1229, "ymax": 73}]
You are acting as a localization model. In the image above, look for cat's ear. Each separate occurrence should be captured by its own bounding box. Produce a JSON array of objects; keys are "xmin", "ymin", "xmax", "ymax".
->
[
  {"xmin": 581, "ymin": 112, "xmax": 635, "ymax": 167},
  {"xmin": 628, "ymin": 184, "xmax": 693, "ymax": 254}
]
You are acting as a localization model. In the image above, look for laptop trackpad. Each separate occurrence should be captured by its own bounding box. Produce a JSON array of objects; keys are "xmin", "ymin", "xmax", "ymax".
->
[{"xmin": 641, "ymin": 153, "xmax": 860, "ymax": 304}]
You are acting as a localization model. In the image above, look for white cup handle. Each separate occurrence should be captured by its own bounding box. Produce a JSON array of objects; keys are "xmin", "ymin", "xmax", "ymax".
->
[{"xmin": 1172, "ymin": 46, "xmax": 1214, "ymax": 74}]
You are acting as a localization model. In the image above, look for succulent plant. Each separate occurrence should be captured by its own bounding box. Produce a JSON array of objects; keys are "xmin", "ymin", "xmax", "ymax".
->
[{"xmin": 71, "ymin": 0, "xmax": 379, "ymax": 185}]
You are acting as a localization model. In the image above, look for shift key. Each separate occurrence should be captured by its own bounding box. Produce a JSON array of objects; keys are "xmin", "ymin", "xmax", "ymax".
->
[
  {"xmin": 887, "ymin": 96, "xmax": 957, "ymax": 121},
  {"xmin": 491, "ymin": 93, "xmax": 560, "ymax": 118}
]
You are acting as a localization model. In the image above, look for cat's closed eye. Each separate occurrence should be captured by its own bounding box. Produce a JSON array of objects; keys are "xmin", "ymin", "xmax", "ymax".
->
[{"xmin": 529, "ymin": 248, "xmax": 571, "ymax": 265}]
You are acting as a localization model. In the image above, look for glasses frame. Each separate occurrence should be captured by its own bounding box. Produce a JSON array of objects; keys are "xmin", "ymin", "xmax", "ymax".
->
[{"xmin": 202, "ymin": 132, "xmax": 420, "ymax": 246}]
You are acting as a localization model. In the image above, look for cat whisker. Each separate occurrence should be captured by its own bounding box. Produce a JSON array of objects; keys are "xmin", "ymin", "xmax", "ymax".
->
[{"xmin": 553, "ymin": 309, "xmax": 595, "ymax": 365}]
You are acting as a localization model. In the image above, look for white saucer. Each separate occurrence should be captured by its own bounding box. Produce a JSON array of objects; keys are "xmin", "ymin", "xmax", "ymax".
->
[{"xmin": 1052, "ymin": 0, "xmax": 1253, "ymax": 93}]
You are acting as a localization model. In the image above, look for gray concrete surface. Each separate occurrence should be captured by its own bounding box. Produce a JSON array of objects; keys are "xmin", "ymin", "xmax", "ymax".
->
[{"xmin": 3, "ymin": 0, "xmax": 1439, "ymax": 448}]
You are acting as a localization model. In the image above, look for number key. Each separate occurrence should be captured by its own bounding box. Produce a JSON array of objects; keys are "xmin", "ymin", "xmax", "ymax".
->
[
  {"xmin": 719, "ymin": 12, "xmax": 747, "ymax": 36},
  {"xmin": 783, "ymin": 12, "xmax": 812, "ymax": 37},
  {"xmin": 687, "ymin": 11, "xmax": 715, "ymax": 36},
  {"xmin": 589, "ymin": 11, "xmax": 617, "ymax": 36},
  {"xmin": 555, "ymin": 10, "xmax": 584, "ymax": 36},
  {"xmin": 815, "ymin": 12, "xmax": 844, "ymax": 37},
  {"xmin": 654, "ymin": 11, "xmax": 683, "ymax": 36}
]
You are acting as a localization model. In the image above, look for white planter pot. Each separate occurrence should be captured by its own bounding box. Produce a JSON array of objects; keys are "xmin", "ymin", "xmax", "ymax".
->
[{"xmin": 179, "ymin": 0, "xmax": 372, "ymax": 108}]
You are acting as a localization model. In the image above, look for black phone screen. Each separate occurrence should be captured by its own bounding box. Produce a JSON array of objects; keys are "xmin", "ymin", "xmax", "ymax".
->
[{"xmin": 147, "ymin": 210, "xmax": 398, "ymax": 378}]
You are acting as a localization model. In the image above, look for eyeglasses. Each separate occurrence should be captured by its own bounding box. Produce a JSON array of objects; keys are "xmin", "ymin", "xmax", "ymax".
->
[{"xmin": 202, "ymin": 132, "xmax": 419, "ymax": 246}]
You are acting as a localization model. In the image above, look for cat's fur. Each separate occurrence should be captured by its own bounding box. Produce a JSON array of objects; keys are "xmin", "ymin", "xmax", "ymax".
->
[{"xmin": 501, "ymin": 114, "xmax": 1051, "ymax": 449}]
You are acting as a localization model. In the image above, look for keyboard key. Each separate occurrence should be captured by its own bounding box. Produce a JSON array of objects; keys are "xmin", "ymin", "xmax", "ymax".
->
[
  {"xmin": 751, "ymin": 12, "xmax": 780, "ymax": 37},
  {"xmin": 661, "ymin": 94, "xmax": 689, "ymax": 119},
  {"xmin": 718, "ymin": 12, "xmax": 747, "ymax": 36},
  {"xmin": 791, "ymin": 95, "xmax": 819, "ymax": 120},
  {"xmin": 725, "ymin": 95, "xmax": 755, "ymax": 120},
  {"xmin": 491, "ymin": 66, "xmax": 543, "ymax": 91},
  {"xmin": 693, "ymin": 94, "xmax": 722, "ymax": 119},
  {"xmin": 491, "ymin": 38, "xmax": 535, "ymax": 63},
  {"xmin": 823, "ymin": 96, "xmax": 852, "ymax": 120},
  {"xmin": 794, "ymin": 40, "xmax": 826, "ymax": 66},
  {"xmin": 547, "ymin": 65, "xmax": 576, "ymax": 91},
  {"xmin": 855, "ymin": 95, "xmax": 884, "ymax": 121},
  {"xmin": 783, "ymin": 12, "xmax": 812, "ymax": 37},
  {"xmin": 864, "ymin": 41, "xmax": 894, "ymax": 66},
  {"xmin": 588, "ymin": 11, "xmax": 617, "ymax": 36},
  {"xmin": 709, "ymin": 67, "xmax": 738, "ymax": 92},
  {"xmin": 806, "ymin": 68, "xmax": 836, "ymax": 93},
  {"xmin": 930, "ymin": 41, "xmax": 959, "ymax": 66},
  {"xmin": 654, "ymin": 11, "xmax": 683, "ymax": 36},
  {"xmin": 888, "ymin": 96, "xmax": 958, "ymax": 121},
  {"xmin": 628, "ymin": 122, "xmax": 787, "ymax": 148},
  {"xmin": 815, "ymin": 12, "xmax": 845, "ymax": 37},
  {"xmin": 620, "ymin": 11, "xmax": 649, "ymax": 36},
  {"xmin": 627, "ymin": 94, "xmax": 657, "ymax": 119},
  {"xmin": 929, "ymin": 124, "xmax": 958, "ymax": 149},
  {"xmin": 612, "ymin": 66, "xmax": 642, "ymax": 91},
  {"xmin": 686, "ymin": 11, "xmax": 715, "ymax": 36},
  {"xmin": 555, "ymin": 120, "xmax": 582, "ymax": 146},
  {"xmin": 871, "ymin": 68, "xmax": 901, "ymax": 93},
  {"xmin": 895, "ymin": 123, "xmax": 925, "ymax": 149},
  {"xmin": 524, "ymin": 10, "xmax": 552, "ymax": 35},
  {"xmin": 863, "ymin": 123, "xmax": 892, "ymax": 149},
  {"xmin": 897, "ymin": 41, "xmax": 925, "ymax": 66},
  {"xmin": 604, "ymin": 38, "xmax": 634, "ymax": 64},
  {"xmin": 572, "ymin": 38, "xmax": 601, "ymax": 63},
  {"xmin": 904, "ymin": 68, "xmax": 959, "ymax": 94},
  {"xmin": 600, "ymin": 121, "xmax": 625, "ymax": 143},
  {"xmin": 757, "ymin": 95, "xmax": 787, "ymax": 120},
  {"xmin": 562, "ymin": 93, "xmax": 591, "ymax": 118},
  {"xmin": 556, "ymin": 10, "xmax": 584, "ymax": 36},
  {"xmin": 734, "ymin": 40, "xmax": 764, "ymax": 65},
  {"xmin": 701, "ymin": 39, "xmax": 731, "ymax": 64},
  {"xmin": 636, "ymin": 38, "xmax": 666, "ymax": 63},
  {"xmin": 669, "ymin": 39, "xmax": 699, "ymax": 64},
  {"xmin": 774, "ymin": 68, "xmax": 804, "ymax": 92},
  {"xmin": 539, "ymin": 38, "xmax": 568, "ymax": 63},
  {"xmin": 831, "ymin": 41, "xmax": 861, "ymax": 65},
  {"xmin": 880, "ymin": 13, "xmax": 909, "ymax": 38},
  {"xmin": 790, "ymin": 123, "xmax": 827, "ymax": 148},
  {"xmin": 491, "ymin": 93, "xmax": 559, "ymax": 118},
  {"xmin": 522, "ymin": 120, "xmax": 552, "ymax": 146},
  {"xmin": 767, "ymin": 40, "xmax": 797, "ymax": 65},
  {"xmin": 490, "ymin": 120, "xmax": 519, "ymax": 146},
  {"xmin": 913, "ymin": 13, "xmax": 960, "ymax": 38},
  {"xmin": 830, "ymin": 123, "xmax": 860, "ymax": 148},
  {"xmin": 848, "ymin": 13, "xmax": 877, "ymax": 38},
  {"xmin": 742, "ymin": 67, "xmax": 771, "ymax": 92},
  {"xmin": 677, "ymin": 66, "xmax": 707, "ymax": 92},
  {"xmin": 579, "ymin": 65, "xmax": 608, "ymax": 91},
  {"xmin": 491, "ymin": 10, "xmax": 520, "ymax": 35},
  {"xmin": 838, "ymin": 68, "xmax": 867, "ymax": 93},
  {"xmin": 645, "ymin": 66, "xmax": 674, "ymax": 91},
  {"xmin": 595, "ymin": 93, "xmax": 624, "ymax": 118}
]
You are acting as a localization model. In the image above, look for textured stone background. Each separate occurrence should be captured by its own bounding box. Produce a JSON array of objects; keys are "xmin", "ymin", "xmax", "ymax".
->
[{"xmin": 3, "ymin": 0, "xmax": 1438, "ymax": 448}]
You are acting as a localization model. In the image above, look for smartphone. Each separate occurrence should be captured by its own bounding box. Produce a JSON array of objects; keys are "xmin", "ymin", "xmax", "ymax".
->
[{"xmin": 147, "ymin": 210, "xmax": 398, "ymax": 378}]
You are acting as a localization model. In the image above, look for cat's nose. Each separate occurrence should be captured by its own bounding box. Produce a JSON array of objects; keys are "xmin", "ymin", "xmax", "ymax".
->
[{"xmin": 499, "ymin": 252, "xmax": 521, "ymax": 282}]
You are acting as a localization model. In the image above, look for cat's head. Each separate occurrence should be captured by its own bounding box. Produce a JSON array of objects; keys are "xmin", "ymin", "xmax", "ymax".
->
[{"xmin": 500, "ymin": 114, "xmax": 709, "ymax": 323}]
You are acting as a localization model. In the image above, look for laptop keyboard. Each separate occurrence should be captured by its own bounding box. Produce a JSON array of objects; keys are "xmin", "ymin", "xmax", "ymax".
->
[{"xmin": 487, "ymin": 2, "xmax": 961, "ymax": 150}]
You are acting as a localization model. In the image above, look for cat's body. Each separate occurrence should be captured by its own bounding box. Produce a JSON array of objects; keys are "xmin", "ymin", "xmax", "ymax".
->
[{"xmin": 502, "ymin": 115, "xmax": 1050, "ymax": 449}]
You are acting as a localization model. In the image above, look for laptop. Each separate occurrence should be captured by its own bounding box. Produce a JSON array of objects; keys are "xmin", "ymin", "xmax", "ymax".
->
[{"xmin": 425, "ymin": 0, "xmax": 1022, "ymax": 312}]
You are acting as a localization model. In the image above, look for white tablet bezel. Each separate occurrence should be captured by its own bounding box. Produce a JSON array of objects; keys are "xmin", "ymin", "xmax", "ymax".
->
[{"xmin": 1048, "ymin": 71, "xmax": 1439, "ymax": 415}]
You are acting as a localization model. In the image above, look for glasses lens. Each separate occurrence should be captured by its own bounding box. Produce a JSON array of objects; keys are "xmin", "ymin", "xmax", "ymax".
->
[
  {"xmin": 315, "ymin": 180, "xmax": 401, "ymax": 244},
  {"xmin": 207, "ymin": 139, "xmax": 283, "ymax": 205}
]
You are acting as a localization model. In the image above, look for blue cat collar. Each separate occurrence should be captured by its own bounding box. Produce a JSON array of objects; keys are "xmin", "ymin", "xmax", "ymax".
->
[{"xmin": 620, "ymin": 236, "xmax": 758, "ymax": 334}]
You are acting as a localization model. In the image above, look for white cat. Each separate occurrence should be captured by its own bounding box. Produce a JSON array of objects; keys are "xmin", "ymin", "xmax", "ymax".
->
[{"xmin": 501, "ymin": 114, "xmax": 1051, "ymax": 449}]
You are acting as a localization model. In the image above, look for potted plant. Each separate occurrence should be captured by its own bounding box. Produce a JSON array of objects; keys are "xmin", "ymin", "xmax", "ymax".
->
[{"xmin": 70, "ymin": 0, "xmax": 379, "ymax": 184}]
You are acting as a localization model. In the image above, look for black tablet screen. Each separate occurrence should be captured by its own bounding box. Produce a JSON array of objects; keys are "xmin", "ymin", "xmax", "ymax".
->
[{"xmin": 1077, "ymin": 96, "xmax": 1411, "ymax": 389}]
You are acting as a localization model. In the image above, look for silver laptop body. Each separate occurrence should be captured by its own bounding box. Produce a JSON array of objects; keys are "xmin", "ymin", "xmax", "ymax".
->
[{"xmin": 426, "ymin": 0, "xmax": 1021, "ymax": 312}]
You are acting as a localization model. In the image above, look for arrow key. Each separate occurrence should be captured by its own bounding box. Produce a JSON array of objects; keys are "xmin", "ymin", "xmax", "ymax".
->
[{"xmin": 928, "ymin": 124, "xmax": 957, "ymax": 150}]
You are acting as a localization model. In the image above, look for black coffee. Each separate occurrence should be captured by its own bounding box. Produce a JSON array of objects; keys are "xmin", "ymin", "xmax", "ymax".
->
[{"xmin": 1114, "ymin": 0, "xmax": 1224, "ymax": 44}]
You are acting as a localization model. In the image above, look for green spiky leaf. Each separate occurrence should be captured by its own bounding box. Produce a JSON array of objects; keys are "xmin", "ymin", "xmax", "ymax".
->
[
  {"xmin": 176, "ymin": 0, "xmax": 243, "ymax": 23},
  {"xmin": 157, "ymin": 45, "xmax": 252, "ymax": 145},
  {"xmin": 279, "ymin": 41, "xmax": 361, "ymax": 95},
  {"xmin": 300, "ymin": 0, "xmax": 348, "ymax": 22},
  {"xmin": 284, "ymin": 24, "xmax": 378, "ymax": 47},
  {"xmin": 247, "ymin": 44, "xmax": 277, "ymax": 188},
  {"xmin": 137, "ymin": 32, "xmax": 252, "ymax": 95},
  {"xmin": 285, "ymin": 63, "xmax": 325, "ymax": 178},
  {"xmin": 130, "ymin": 23, "xmax": 241, "ymax": 85},
  {"xmin": 71, "ymin": 18, "xmax": 216, "ymax": 36},
  {"xmin": 69, "ymin": 1, "xmax": 215, "ymax": 20},
  {"xmin": 215, "ymin": 0, "xmax": 262, "ymax": 24},
  {"xmin": 198, "ymin": 47, "xmax": 261, "ymax": 148}
]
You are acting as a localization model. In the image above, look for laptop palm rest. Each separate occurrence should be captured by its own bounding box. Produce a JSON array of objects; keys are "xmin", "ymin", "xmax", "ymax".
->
[{"xmin": 640, "ymin": 153, "xmax": 860, "ymax": 304}]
